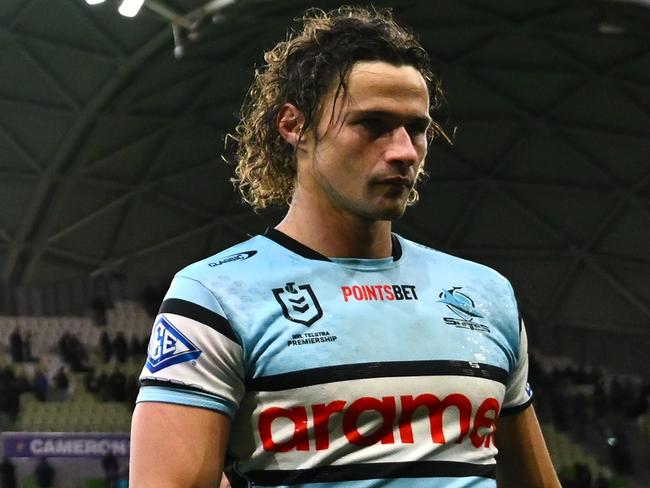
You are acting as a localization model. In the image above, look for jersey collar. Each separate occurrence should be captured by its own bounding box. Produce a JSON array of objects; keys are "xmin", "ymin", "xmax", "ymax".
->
[{"xmin": 263, "ymin": 228, "xmax": 402, "ymax": 262}]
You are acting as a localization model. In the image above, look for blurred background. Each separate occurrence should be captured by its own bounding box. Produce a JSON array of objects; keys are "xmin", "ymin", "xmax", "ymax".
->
[{"xmin": 0, "ymin": 0, "xmax": 649, "ymax": 486}]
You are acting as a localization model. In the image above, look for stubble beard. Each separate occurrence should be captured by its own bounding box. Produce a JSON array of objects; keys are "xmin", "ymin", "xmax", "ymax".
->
[{"xmin": 352, "ymin": 188, "xmax": 411, "ymax": 223}]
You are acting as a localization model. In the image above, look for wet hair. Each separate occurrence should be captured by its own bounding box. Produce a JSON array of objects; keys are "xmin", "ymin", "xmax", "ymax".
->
[{"xmin": 229, "ymin": 5, "xmax": 446, "ymax": 210}]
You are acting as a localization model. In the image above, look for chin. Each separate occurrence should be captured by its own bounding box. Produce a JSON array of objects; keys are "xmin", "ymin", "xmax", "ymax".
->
[
  {"xmin": 364, "ymin": 203, "xmax": 408, "ymax": 222},
  {"xmin": 342, "ymin": 194, "xmax": 408, "ymax": 222},
  {"xmin": 381, "ymin": 197, "xmax": 410, "ymax": 220},
  {"xmin": 384, "ymin": 208, "xmax": 408, "ymax": 221}
]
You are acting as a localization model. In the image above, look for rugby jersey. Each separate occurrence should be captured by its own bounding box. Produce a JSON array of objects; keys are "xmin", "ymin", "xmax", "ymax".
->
[{"xmin": 137, "ymin": 229, "xmax": 532, "ymax": 487}]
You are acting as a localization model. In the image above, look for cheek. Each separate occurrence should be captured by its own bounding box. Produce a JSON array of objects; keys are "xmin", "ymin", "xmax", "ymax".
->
[
  {"xmin": 415, "ymin": 135, "xmax": 428, "ymax": 155},
  {"xmin": 416, "ymin": 143, "xmax": 428, "ymax": 167}
]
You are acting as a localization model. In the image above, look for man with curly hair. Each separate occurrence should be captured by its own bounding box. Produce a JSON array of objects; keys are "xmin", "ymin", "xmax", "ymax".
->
[{"xmin": 130, "ymin": 6, "xmax": 560, "ymax": 487}]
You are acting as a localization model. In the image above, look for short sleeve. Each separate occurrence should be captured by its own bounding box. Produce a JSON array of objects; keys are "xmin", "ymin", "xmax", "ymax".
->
[
  {"xmin": 137, "ymin": 275, "xmax": 245, "ymax": 419},
  {"xmin": 500, "ymin": 320, "xmax": 533, "ymax": 415}
]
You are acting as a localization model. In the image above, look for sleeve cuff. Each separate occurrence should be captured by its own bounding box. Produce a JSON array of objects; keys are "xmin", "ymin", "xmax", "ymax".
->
[
  {"xmin": 500, "ymin": 395, "xmax": 533, "ymax": 416},
  {"xmin": 136, "ymin": 385, "xmax": 237, "ymax": 419}
]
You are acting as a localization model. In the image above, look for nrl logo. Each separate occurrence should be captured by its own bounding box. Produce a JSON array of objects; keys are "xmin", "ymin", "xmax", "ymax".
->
[
  {"xmin": 437, "ymin": 287, "xmax": 484, "ymax": 321},
  {"xmin": 273, "ymin": 282, "xmax": 323, "ymax": 327}
]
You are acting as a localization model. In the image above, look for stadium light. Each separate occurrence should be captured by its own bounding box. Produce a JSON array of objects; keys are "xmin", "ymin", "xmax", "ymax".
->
[
  {"xmin": 84, "ymin": 0, "xmax": 106, "ymax": 4},
  {"xmin": 118, "ymin": 0, "xmax": 146, "ymax": 17}
]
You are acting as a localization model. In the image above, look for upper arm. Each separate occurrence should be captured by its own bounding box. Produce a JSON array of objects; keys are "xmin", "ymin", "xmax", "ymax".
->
[
  {"xmin": 495, "ymin": 405, "xmax": 560, "ymax": 488},
  {"xmin": 129, "ymin": 402, "xmax": 231, "ymax": 488},
  {"xmin": 131, "ymin": 274, "xmax": 244, "ymax": 487},
  {"xmin": 495, "ymin": 310, "xmax": 559, "ymax": 487}
]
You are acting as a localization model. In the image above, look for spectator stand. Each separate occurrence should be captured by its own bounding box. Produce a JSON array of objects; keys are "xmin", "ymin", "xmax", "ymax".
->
[
  {"xmin": 0, "ymin": 299, "xmax": 151, "ymax": 487},
  {"xmin": 0, "ymin": 300, "xmax": 152, "ymax": 434},
  {"xmin": 530, "ymin": 350, "xmax": 650, "ymax": 488}
]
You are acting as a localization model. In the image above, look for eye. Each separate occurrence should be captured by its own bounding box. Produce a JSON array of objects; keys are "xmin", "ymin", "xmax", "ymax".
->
[
  {"xmin": 358, "ymin": 118, "xmax": 390, "ymax": 135},
  {"xmin": 406, "ymin": 121, "xmax": 430, "ymax": 138}
]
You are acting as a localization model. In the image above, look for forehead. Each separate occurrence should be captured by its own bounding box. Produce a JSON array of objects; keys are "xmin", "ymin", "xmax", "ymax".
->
[
  {"xmin": 348, "ymin": 61, "xmax": 428, "ymax": 100},
  {"xmin": 324, "ymin": 61, "xmax": 430, "ymax": 116}
]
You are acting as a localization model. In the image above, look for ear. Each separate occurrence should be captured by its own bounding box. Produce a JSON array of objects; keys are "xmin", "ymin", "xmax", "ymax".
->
[{"xmin": 277, "ymin": 103, "xmax": 305, "ymax": 147}]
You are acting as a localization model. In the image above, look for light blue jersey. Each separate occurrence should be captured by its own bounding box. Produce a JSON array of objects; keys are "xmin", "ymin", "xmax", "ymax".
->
[{"xmin": 138, "ymin": 229, "xmax": 532, "ymax": 487}]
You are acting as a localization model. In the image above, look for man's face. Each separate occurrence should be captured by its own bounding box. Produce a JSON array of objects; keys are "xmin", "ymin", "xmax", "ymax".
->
[{"xmin": 296, "ymin": 60, "xmax": 431, "ymax": 222}]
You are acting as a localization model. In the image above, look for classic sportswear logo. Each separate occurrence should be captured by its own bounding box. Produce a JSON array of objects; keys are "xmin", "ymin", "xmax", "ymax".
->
[
  {"xmin": 146, "ymin": 315, "xmax": 202, "ymax": 373},
  {"xmin": 208, "ymin": 250, "xmax": 257, "ymax": 267},
  {"xmin": 273, "ymin": 282, "xmax": 323, "ymax": 327}
]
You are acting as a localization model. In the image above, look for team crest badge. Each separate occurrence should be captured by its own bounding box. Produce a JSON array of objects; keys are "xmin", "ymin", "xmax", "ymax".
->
[
  {"xmin": 273, "ymin": 282, "xmax": 323, "ymax": 327},
  {"xmin": 437, "ymin": 287, "xmax": 484, "ymax": 321},
  {"xmin": 146, "ymin": 315, "xmax": 202, "ymax": 373}
]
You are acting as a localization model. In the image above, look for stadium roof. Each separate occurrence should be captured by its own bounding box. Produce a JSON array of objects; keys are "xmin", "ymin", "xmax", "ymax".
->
[{"xmin": 1, "ymin": 0, "xmax": 649, "ymax": 370}]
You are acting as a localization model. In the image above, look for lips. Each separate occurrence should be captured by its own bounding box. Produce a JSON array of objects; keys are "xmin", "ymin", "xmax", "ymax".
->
[{"xmin": 376, "ymin": 176, "xmax": 413, "ymax": 187}]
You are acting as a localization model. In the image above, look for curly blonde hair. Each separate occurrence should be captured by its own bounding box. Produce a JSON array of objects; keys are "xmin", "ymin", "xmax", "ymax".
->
[{"xmin": 229, "ymin": 5, "xmax": 446, "ymax": 211}]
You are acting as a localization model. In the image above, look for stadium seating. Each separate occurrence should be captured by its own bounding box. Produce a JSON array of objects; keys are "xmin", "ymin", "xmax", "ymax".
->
[
  {"xmin": 541, "ymin": 422, "xmax": 612, "ymax": 480},
  {"xmin": 1, "ymin": 300, "xmax": 152, "ymax": 433}
]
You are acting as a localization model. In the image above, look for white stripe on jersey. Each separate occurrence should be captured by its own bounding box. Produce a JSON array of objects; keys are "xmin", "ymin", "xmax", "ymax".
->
[
  {"xmin": 140, "ymin": 312, "xmax": 245, "ymax": 407},
  {"xmin": 230, "ymin": 375, "xmax": 504, "ymax": 473}
]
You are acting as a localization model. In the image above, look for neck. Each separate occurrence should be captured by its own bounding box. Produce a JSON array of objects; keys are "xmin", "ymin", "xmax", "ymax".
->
[{"xmin": 276, "ymin": 196, "xmax": 393, "ymax": 259}]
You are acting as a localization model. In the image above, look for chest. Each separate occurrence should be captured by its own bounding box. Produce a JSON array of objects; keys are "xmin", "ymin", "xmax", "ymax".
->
[{"xmin": 218, "ymin": 272, "xmax": 517, "ymax": 380}]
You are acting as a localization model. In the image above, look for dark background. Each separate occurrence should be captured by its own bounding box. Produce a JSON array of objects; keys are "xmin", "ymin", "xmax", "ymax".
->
[{"xmin": 0, "ymin": 0, "xmax": 649, "ymax": 375}]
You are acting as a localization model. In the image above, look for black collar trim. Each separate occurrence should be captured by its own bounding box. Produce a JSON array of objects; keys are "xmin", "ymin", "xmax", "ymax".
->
[
  {"xmin": 263, "ymin": 228, "xmax": 402, "ymax": 262},
  {"xmin": 264, "ymin": 228, "xmax": 331, "ymax": 261},
  {"xmin": 391, "ymin": 233, "xmax": 403, "ymax": 261}
]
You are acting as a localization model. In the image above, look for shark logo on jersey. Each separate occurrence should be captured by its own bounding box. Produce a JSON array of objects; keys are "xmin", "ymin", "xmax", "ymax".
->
[
  {"xmin": 273, "ymin": 282, "xmax": 323, "ymax": 327},
  {"xmin": 146, "ymin": 315, "xmax": 202, "ymax": 373},
  {"xmin": 438, "ymin": 287, "xmax": 484, "ymax": 321}
]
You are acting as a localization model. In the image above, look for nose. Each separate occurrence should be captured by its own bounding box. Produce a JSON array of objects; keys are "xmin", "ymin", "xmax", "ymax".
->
[{"xmin": 385, "ymin": 126, "xmax": 419, "ymax": 167}]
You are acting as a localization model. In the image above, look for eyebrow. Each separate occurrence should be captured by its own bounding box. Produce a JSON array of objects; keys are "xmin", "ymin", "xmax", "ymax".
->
[{"xmin": 347, "ymin": 109, "xmax": 432, "ymax": 126}]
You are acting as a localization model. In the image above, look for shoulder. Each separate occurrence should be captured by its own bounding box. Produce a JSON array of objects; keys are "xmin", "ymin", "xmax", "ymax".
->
[
  {"xmin": 175, "ymin": 234, "xmax": 273, "ymax": 283},
  {"xmin": 398, "ymin": 234, "xmax": 520, "ymax": 341},
  {"xmin": 158, "ymin": 235, "xmax": 273, "ymax": 312},
  {"xmin": 398, "ymin": 234, "xmax": 513, "ymax": 289}
]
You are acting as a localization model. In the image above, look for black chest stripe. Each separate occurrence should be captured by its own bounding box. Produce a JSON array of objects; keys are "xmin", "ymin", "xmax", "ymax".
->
[
  {"xmin": 247, "ymin": 360, "xmax": 508, "ymax": 391},
  {"xmin": 245, "ymin": 460, "xmax": 496, "ymax": 485},
  {"xmin": 159, "ymin": 298, "xmax": 240, "ymax": 345}
]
